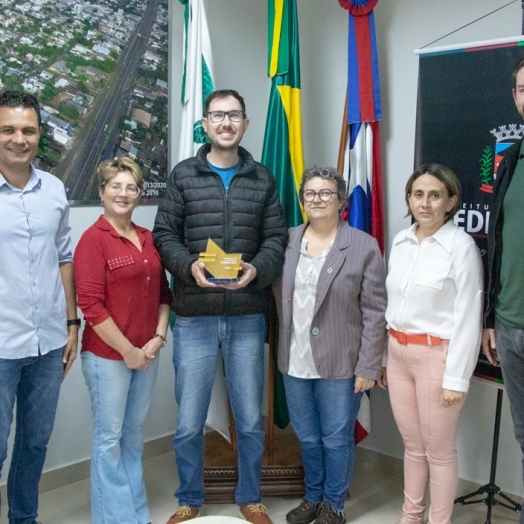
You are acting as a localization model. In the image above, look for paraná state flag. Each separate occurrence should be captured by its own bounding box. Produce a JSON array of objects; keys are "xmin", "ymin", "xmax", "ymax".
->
[
  {"xmin": 177, "ymin": 0, "xmax": 230, "ymax": 443},
  {"xmin": 178, "ymin": 0, "xmax": 215, "ymax": 161}
]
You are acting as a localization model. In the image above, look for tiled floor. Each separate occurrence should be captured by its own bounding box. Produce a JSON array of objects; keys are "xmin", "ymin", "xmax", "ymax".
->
[{"xmin": 1, "ymin": 448, "xmax": 522, "ymax": 523}]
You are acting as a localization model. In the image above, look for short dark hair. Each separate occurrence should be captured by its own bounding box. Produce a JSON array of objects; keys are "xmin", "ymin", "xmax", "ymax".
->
[
  {"xmin": 299, "ymin": 166, "xmax": 347, "ymax": 208},
  {"xmin": 0, "ymin": 90, "xmax": 42, "ymax": 127},
  {"xmin": 204, "ymin": 89, "xmax": 246, "ymax": 114},
  {"xmin": 405, "ymin": 163, "xmax": 462, "ymax": 220}
]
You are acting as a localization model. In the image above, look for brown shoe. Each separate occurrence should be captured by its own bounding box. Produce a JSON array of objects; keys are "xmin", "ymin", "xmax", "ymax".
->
[
  {"xmin": 166, "ymin": 505, "xmax": 200, "ymax": 523},
  {"xmin": 239, "ymin": 503, "xmax": 273, "ymax": 524}
]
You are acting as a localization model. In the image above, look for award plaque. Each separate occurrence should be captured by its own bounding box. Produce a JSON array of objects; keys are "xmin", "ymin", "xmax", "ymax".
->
[{"xmin": 198, "ymin": 239, "xmax": 242, "ymax": 284}]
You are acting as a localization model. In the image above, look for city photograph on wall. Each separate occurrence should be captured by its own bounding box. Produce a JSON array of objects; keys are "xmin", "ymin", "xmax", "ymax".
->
[{"xmin": 0, "ymin": 0, "xmax": 168, "ymax": 204}]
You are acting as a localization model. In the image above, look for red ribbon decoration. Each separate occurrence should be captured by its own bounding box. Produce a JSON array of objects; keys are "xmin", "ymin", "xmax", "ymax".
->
[{"xmin": 338, "ymin": 0, "xmax": 379, "ymax": 16}]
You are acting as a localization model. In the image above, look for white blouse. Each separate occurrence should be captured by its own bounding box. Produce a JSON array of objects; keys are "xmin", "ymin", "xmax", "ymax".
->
[
  {"xmin": 385, "ymin": 220, "xmax": 483, "ymax": 392},
  {"xmin": 288, "ymin": 238, "xmax": 332, "ymax": 379}
]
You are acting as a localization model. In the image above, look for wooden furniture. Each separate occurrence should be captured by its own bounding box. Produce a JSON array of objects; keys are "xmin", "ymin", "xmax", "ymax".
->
[
  {"xmin": 203, "ymin": 425, "xmax": 304, "ymax": 503},
  {"xmin": 203, "ymin": 301, "xmax": 304, "ymax": 502}
]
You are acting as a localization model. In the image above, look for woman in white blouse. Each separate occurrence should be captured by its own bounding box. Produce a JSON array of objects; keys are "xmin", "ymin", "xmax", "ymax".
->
[{"xmin": 380, "ymin": 164, "xmax": 483, "ymax": 524}]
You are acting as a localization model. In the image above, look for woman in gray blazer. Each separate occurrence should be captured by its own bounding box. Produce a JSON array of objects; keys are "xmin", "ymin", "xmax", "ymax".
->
[{"xmin": 274, "ymin": 167, "xmax": 387, "ymax": 524}]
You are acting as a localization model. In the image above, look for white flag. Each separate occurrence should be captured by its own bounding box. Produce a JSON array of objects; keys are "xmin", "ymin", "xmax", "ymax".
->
[
  {"xmin": 179, "ymin": 0, "xmax": 215, "ymax": 161},
  {"xmin": 177, "ymin": 0, "xmax": 230, "ymax": 442}
]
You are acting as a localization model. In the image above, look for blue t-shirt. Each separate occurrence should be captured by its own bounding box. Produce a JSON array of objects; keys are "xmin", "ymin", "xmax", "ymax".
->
[{"xmin": 208, "ymin": 160, "xmax": 242, "ymax": 194}]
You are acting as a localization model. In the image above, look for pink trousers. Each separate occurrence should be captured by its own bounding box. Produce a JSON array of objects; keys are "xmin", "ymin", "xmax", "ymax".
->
[{"xmin": 387, "ymin": 335, "xmax": 466, "ymax": 524}]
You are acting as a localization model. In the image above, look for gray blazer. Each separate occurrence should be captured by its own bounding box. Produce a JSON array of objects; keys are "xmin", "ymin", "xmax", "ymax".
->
[{"xmin": 274, "ymin": 222, "xmax": 387, "ymax": 380}]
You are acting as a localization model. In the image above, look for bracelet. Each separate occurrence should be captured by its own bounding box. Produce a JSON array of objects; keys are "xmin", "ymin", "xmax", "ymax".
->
[
  {"xmin": 67, "ymin": 319, "xmax": 81, "ymax": 327},
  {"xmin": 154, "ymin": 333, "xmax": 167, "ymax": 348}
]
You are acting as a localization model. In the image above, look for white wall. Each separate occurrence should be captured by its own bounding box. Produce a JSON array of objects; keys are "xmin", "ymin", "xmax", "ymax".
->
[{"xmin": 4, "ymin": 0, "xmax": 522, "ymax": 499}]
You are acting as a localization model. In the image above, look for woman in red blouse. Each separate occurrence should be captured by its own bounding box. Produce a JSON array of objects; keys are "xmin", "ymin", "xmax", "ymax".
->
[{"xmin": 74, "ymin": 157, "xmax": 171, "ymax": 524}]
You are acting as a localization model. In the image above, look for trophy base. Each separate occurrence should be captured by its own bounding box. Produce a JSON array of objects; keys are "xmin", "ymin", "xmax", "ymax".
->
[{"xmin": 208, "ymin": 278, "xmax": 240, "ymax": 284}]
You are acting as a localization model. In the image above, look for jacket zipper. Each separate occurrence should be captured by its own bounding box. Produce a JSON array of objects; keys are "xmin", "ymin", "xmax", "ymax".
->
[{"xmin": 224, "ymin": 192, "xmax": 231, "ymax": 314}]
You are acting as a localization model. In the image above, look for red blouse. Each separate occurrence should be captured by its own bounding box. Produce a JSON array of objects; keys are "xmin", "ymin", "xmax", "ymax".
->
[{"xmin": 74, "ymin": 215, "xmax": 172, "ymax": 360}]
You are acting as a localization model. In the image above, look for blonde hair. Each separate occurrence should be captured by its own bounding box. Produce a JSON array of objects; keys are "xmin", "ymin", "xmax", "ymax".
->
[{"xmin": 97, "ymin": 157, "xmax": 144, "ymax": 190}]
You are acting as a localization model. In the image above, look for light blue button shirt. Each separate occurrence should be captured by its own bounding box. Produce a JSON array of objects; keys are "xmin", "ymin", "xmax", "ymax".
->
[{"xmin": 0, "ymin": 166, "xmax": 73, "ymax": 358}]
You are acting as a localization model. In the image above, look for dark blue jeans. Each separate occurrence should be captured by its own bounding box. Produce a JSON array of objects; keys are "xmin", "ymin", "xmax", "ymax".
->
[
  {"xmin": 0, "ymin": 348, "xmax": 63, "ymax": 524},
  {"xmin": 495, "ymin": 316, "xmax": 524, "ymax": 524},
  {"xmin": 283, "ymin": 374, "xmax": 362, "ymax": 511}
]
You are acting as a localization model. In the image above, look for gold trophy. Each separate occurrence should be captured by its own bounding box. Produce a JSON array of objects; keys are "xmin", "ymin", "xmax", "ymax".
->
[{"xmin": 198, "ymin": 239, "xmax": 242, "ymax": 284}]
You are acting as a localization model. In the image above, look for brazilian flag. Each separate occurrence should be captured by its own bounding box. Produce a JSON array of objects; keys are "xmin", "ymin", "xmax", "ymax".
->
[{"xmin": 262, "ymin": 0, "xmax": 305, "ymax": 428}]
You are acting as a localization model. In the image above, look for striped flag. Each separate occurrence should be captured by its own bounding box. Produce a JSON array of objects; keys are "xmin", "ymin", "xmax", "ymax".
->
[
  {"xmin": 262, "ymin": 0, "xmax": 305, "ymax": 428},
  {"xmin": 178, "ymin": 0, "xmax": 215, "ymax": 161},
  {"xmin": 337, "ymin": 0, "xmax": 384, "ymax": 443},
  {"xmin": 177, "ymin": 0, "xmax": 230, "ymax": 442},
  {"xmin": 339, "ymin": 120, "xmax": 384, "ymax": 253}
]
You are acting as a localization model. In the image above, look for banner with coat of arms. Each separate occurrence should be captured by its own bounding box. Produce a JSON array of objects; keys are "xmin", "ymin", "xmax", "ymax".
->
[{"xmin": 415, "ymin": 36, "xmax": 524, "ymax": 380}]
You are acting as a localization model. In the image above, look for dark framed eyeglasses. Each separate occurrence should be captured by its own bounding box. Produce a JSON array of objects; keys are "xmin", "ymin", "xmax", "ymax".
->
[
  {"xmin": 303, "ymin": 190, "xmax": 338, "ymax": 202},
  {"xmin": 206, "ymin": 110, "xmax": 245, "ymax": 123}
]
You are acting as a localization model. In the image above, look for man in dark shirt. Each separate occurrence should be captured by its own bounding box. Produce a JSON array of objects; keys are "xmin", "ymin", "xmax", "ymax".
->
[{"xmin": 483, "ymin": 58, "xmax": 524, "ymax": 524}]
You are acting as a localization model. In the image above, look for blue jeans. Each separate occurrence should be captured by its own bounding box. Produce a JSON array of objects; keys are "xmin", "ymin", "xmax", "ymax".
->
[
  {"xmin": 172, "ymin": 314, "xmax": 266, "ymax": 508},
  {"xmin": 283, "ymin": 374, "xmax": 362, "ymax": 511},
  {"xmin": 0, "ymin": 348, "xmax": 63, "ymax": 524},
  {"xmin": 495, "ymin": 316, "xmax": 524, "ymax": 524},
  {"xmin": 82, "ymin": 351, "xmax": 159, "ymax": 524}
]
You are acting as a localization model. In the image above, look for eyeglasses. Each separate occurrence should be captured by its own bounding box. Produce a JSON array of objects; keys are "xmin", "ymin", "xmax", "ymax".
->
[
  {"xmin": 303, "ymin": 190, "xmax": 338, "ymax": 202},
  {"xmin": 106, "ymin": 183, "xmax": 140, "ymax": 198},
  {"xmin": 206, "ymin": 110, "xmax": 245, "ymax": 123}
]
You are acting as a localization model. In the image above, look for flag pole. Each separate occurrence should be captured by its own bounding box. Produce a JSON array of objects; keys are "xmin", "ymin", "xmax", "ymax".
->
[
  {"xmin": 337, "ymin": 92, "xmax": 348, "ymax": 174},
  {"xmin": 522, "ymin": 0, "xmax": 524, "ymax": 35},
  {"xmin": 267, "ymin": 299, "xmax": 276, "ymax": 451}
]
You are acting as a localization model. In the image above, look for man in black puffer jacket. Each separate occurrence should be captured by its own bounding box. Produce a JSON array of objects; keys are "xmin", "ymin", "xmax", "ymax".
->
[{"xmin": 153, "ymin": 89, "xmax": 287, "ymax": 524}]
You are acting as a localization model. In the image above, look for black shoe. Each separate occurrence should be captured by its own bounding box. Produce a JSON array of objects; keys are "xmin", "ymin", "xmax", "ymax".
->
[
  {"xmin": 285, "ymin": 498, "xmax": 320, "ymax": 524},
  {"xmin": 314, "ymin": 502, "xmax": 346, "ymax": 524}
]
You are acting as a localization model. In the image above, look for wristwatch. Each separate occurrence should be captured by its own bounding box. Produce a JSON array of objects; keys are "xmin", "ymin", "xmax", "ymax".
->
[
  {"xmin": 67, "ymin": 319, "xmax": 81, "ymax": 327},
  {"xmin": 154, "ymin": 333, "xmax": 167, "ymax": 348}
]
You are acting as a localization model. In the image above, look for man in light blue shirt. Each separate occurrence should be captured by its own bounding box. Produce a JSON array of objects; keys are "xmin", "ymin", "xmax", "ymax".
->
[{"xmin": 0, "ymin": 91, "xmax": 79, "ymax": 524}]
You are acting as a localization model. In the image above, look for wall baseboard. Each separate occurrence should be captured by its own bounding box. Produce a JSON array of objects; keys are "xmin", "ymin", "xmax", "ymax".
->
[
  {"xmin": 5, "ymin": 440, "xmax": 517, "ymax": 508},
  {"xmin": 0, "ymin": 434, "xmax": 174, "ymax": 502}
]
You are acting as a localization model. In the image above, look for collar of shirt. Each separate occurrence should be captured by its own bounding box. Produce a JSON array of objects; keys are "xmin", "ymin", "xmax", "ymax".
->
[
  {"xmin": 299, "ymin": 236, "xmax": 334, "ymax": 258},
  {"xmin": 95, "ymin": 214, "xmax": 148, "ymax": 243},
  {"xmin": 519, "ymin": 139, "xmax": 524, "ymax": 159},
  {"xmin": 0, "ymin": 165, "xmax": 41, "ymax": 192},
  {"xmin": 394, "ymin": 220, "xmax": 457, "ymax": 254}
]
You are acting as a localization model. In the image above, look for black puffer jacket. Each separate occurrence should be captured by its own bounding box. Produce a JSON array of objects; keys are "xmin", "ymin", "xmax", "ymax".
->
[{"xmin": 153, "ymin": 144, "xmax": 287, "ymax": 317}]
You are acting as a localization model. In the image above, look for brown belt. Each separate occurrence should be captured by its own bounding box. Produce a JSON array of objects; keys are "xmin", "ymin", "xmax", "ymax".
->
[{"xmin": 389, "ymin": 328, "xmax": 442, "ymax": 346}]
